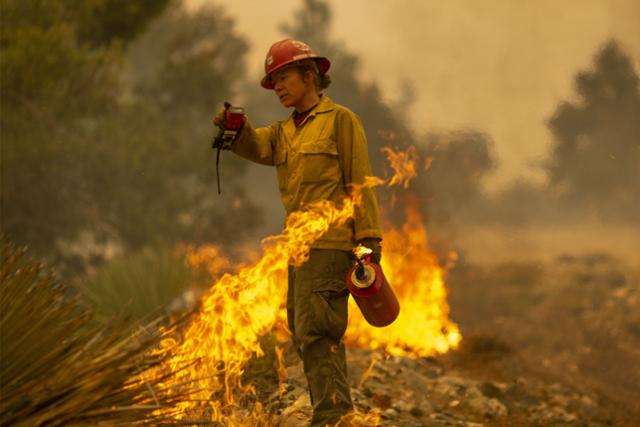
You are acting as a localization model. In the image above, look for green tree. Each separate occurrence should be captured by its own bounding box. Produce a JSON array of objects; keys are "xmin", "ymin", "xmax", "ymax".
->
[
  {"xmin": 93, "ymin": 1, "xmax": 259, "ymax": 250},
  {"xmin": 1, "ymin": 0, "xmax": 259, "ymax": 272},
  {"xmin": 1, "ymin": 0, "xmax": 169, "ymax": 258},
  {"xmin": 547, "ymin": 40, "xmax": 640, "ymax": 222}
]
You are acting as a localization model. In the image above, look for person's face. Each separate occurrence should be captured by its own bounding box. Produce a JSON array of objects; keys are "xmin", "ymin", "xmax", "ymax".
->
[{"xmin": 271, "ymin": 66, "xmax": 314, "ymax": 110}]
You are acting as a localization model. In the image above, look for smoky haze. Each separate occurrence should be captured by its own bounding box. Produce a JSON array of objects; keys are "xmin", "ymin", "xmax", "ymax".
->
[
  {"xmin": 190, "ymin": 0, "xmax": 640, "ymax": 265},
  {"xmin": 194, "ymin": 0, "xmax": 640, "ymax": 189},
  {"xmin": 2, "ymin": 0, "xmax": 637, "ymax": 267},
  {"xmin": 2, "ymin": 1, "xmax": 639, "ymax": 422}
]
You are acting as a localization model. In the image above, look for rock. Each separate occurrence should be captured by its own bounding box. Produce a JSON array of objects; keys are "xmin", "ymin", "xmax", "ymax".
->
[
  {"xmin": 434, "ymin": 375, "xmax": 468, "ymax": 398},
  {"xmin": 279, "ymin": 394, "xmax": 311, "ymax": 427},
  {"xmin": 487, "ymin": 400, "xmax": 508, "ymax": 418},
  {"xmin": 381, "ymin": 408, "xmax": 398, "ymax": 419},
  {"xmin": 476, "ymin": 397, "xmax": 508, "ymax": 418},
  {"xmin": 259, "ymin": 338, "xmax": 622, "ymax": 427},
  {"xmin": 392, "ymin": 398, "xmax": 414, "ymax": 413},
  {"xmin": 420, "ymin": 356, "xmax": 445, "ymax": 378},
  {"xmin": 428, "ymin": 411, "xmax": 469, "ymax": 426},
  {"xmin": 279, "ymin": 412, "xmax": 309, "ymax": 427},
  {"xmin": 503, "ymin": 381, "xmax": 541, "ymax": 406},
  {"xmin": 409, "ymin": 406, "xmax": 424, "ymax": 417},
  {"xmin": 480, "ymin": 381, "xmax": 503, "ymax": 398},
  {"xmin": 284, "ymin": 362, "xmax": 307, "ymax": 388},
  {"xmin": 466, "ymin": 386, "xmax": 508, "ymax": 418}
]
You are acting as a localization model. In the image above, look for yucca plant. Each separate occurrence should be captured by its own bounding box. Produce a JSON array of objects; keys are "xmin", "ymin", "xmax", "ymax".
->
[
  {"xmin": 78, "ymin": 245, "xmax": 195, "ymax": 324},
  {"xmin": 0, "ymin": 241, "xmax": 195, "ymax": 426}
]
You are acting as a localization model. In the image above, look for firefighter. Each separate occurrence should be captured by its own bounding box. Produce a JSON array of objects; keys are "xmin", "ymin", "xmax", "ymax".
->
[{"xmin": 214, "ymin": 39, "xmax": 383, "ymax": 426}]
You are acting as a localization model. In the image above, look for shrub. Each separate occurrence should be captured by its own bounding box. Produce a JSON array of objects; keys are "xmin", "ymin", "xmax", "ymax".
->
[
  {"xmin": 0, "ymin": 241, "xmax": 190, "ymax": 425},
  {"xmin": 78, "ymin": 245, "xmax": 194, "ymax": 324}
]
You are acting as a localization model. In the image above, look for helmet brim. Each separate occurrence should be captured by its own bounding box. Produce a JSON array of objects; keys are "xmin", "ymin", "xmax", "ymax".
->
[{"xmin": 261, "ymin": 57, "xmax": 331, "ymax": 89}]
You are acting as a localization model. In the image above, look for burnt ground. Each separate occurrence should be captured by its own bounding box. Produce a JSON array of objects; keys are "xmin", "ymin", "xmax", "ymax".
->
[
  {"xmin": 445, "ymin": 253, "xmax": 640, "ymax": 426},
  {"xmin": 245, "ymin": 251, "xmax": 639, "ymax": 426}
]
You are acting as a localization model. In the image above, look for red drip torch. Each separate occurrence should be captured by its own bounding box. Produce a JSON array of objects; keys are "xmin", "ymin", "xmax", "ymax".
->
[
  {"xmin": 212, "ymin": 101, "xmax": 245, "ymax": 195},
  {"xmin": 346, "ymin": 245, "xmax": 400, "ymax": 327}
]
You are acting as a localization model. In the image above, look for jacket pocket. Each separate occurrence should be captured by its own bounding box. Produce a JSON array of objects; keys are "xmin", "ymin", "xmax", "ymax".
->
[{"xmin": 298, "ymin": 138, "xmax": 340, "ymax": 184}]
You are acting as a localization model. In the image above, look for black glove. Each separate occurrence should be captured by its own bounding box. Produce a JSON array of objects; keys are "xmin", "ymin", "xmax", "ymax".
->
[{"xmin": 357, "ymin": 237, "xmax": 382, "ymax": 264}]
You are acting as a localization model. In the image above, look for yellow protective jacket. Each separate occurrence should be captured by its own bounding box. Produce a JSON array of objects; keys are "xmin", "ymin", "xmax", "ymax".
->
[{"xmin": 232, "ymin": 95, "xmax": 383, "ymax": 250}]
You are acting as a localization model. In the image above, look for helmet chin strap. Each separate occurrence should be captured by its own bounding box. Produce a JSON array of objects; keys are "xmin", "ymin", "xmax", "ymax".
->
[{"xmin": 293, "ymin": 92, "xmax": 320, "ymax": 114}]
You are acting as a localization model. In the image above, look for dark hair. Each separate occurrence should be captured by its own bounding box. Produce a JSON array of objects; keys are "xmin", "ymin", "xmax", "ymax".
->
[{"xmin": 295, "ymin": 59, "xmax": 331, "ymax": 92}]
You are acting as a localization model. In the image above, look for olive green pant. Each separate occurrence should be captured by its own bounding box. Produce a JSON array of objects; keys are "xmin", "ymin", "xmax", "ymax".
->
[{"xmin": 287, "ymin": 249, "xmax": 353, "ymax": 427}]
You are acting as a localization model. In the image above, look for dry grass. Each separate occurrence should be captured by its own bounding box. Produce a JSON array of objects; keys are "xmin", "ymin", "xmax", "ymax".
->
[{"xmin": 0, "ymin": 241, "xmax": 195, "ymax": 426}]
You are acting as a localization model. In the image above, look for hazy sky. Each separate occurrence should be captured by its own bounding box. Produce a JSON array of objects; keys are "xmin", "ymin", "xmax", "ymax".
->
[{"xmin": 191, "ymin": 0, "xmax": 639, "ymax": 189}]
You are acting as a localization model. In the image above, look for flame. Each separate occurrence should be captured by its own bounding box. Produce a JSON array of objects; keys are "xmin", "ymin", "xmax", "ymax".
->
[
  {"xmin": 274, "ymin": 345, "xmax": 287, "ymax": 399},
  {"xmin": 344, "ymin": 206, "xmax": 461, "ymax": 356},
  {"xmin": 140, "ymin": 146, "xmax": 460, "ymax": 424},
  {"xmin": 381, "ymin": 145, "xmax": 418, "ymax": 188},
  {"xmin": 358, "ymin": 352, "xmax": 383, "ymax": 389}
]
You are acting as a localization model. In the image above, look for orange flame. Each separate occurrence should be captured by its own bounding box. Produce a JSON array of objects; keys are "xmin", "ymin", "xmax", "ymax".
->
[
  {"xmin": 381, "ymin": 145, "xmax": 418, "ymax": 188},
  {"xmin": 345, "ymin": 206, "xmax": 461, "ymax": 356},
  {"xmin": 358, "ymin": 352, "xmax": 383, "ymax": 389},
  {"xmin": 274, "ymin": 346, "xmax": 287, "ymax": 399},
  {"xmin": 141, "ymin": 146, "xmax": 460, "ymax": 424}
]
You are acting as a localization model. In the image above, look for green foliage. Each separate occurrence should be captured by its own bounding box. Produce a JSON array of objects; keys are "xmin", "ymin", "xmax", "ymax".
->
[
  {"xmin": 0, "ymin": 240, "xmax": 189, "ymax": 425},
  {"xmin": 547, "ymin": 40, "xmax": 640, "ymax": 222},
  {"xmin": 79, "ymin": 245, "xmax": 193, "ymax": 323},
  {"xmin": 128, "ymin": 2, "xmax": 248, "ymax": 115},
  {"xmin": 75, "ymin": 0, "xmax": 173, "ymax": 47},
  {"xmin": 0, "ymin": 10, "xmax": 117, "ymax": 125},
  {"xmin": 1, "ymin": 0, "xmax": 260, "ymax": 271},
  {"xmin": 0, "ymin": 0, "xmax": 168, "ymax": 121},
  {"xmin": 0, "ymin": 0, "xmax": 157, "ymax": 258},
  {"xmin": 1, "ymin": 0, "xmax": 171, "ymax": 48}
]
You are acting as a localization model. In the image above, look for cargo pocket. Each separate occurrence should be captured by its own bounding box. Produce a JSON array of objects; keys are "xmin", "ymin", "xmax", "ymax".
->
[
  {"xmin": 298, "ymin": 138, "xmax": 341, "ymax": 184},
  {"xmin": 309, "ymin": 277, "xmax": 350, "ymax": 342}
]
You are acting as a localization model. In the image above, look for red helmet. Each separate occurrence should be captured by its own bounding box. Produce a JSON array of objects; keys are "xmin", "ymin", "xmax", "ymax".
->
[{"xmin": 261, "ymin": 39, "xmax": 331, "ymax": 89}]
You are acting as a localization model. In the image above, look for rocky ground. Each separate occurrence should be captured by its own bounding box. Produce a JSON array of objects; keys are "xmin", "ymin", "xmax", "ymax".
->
[
  {"xmin": 261, "ymin": 341, "xmax": 625, "ymax": 427},
  {"xmin": 247, "ymin": 252, "xmax": 639, "ymax": 426}
]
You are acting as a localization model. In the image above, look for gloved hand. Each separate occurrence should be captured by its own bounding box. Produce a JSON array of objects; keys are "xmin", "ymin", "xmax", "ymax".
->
[{"xmin": 357, "ymin": 237, "xmax": 382, "ymax": 264}]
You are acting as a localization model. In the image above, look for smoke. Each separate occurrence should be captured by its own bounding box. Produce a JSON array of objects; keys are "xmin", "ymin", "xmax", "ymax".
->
[
  {"xmin": 200, "ymin": 0, "xmax": 640, "ymax": 190},
  {"xmin": 205, "ymin": 0, "xmax": 640, "ymax": 264}
]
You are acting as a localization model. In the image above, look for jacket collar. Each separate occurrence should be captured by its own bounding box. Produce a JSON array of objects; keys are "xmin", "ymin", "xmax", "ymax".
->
[
  {"xmin": 288, "ymin": 94, "xmax": 334, "ymax": 120},
  {"xmin": 283, "ymin": 95, "xmax": 334, "ymax": 133},
  {"xmin": 311, "ymin": 94, "xmax": 334, "ymax": 115}
]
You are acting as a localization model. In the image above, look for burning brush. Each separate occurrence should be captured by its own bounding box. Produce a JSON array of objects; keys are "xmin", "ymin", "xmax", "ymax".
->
[{"xmin": 136, "ymin": 146, "xmax": 460, "ymax": 424}]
